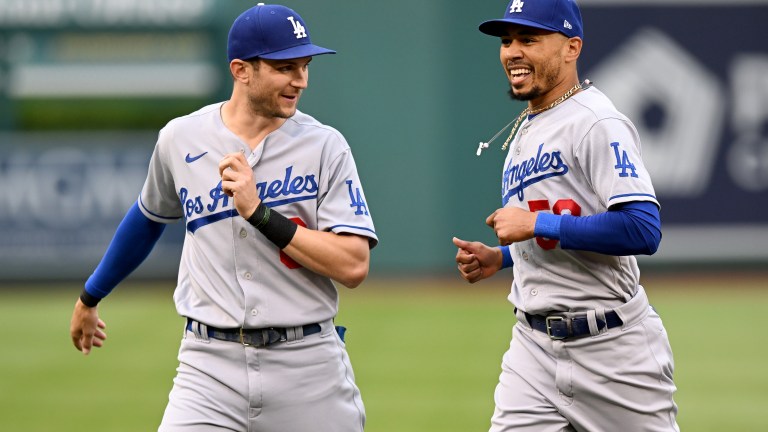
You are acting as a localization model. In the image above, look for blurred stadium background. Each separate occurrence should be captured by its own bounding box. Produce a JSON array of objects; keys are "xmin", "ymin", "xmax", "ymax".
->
[{"xmin": 0, "ymin": 0, "xmax": 766, "ymax": 431}]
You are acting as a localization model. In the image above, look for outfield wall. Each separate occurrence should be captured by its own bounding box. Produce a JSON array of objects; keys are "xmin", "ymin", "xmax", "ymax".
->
[{"xmin": 0, "ymin": 0, "xmax": 765, "ymax": 280}]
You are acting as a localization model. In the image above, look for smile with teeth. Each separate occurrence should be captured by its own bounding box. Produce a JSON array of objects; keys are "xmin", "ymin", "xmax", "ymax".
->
[{"xmin": 509, "ymin": 67, "xmax": 532, "ymax": 85}]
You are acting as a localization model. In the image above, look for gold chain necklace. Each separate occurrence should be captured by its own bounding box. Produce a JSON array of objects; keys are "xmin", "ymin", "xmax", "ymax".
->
[
  {"xmin": 500, "ymin": 82, "xmax": 582, "ymax": 151},
  {"xmin": 476, "ymin": 80, "xmax": 588, "ymax": 156}
]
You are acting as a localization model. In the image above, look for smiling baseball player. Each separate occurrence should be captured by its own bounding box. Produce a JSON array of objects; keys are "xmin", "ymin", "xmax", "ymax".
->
[
  {"xmin": 454, "ymin": 0, "xmax": 679, "ymax": 431},
  {"xmin": 69, "ymin": 4, "xmax": 376, "ymax": 431}
]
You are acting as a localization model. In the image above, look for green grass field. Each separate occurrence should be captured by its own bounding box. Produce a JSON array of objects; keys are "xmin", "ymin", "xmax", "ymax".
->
[{"xmin": 1, "ymin": 274, "xmax": 767, "ymax": 431}]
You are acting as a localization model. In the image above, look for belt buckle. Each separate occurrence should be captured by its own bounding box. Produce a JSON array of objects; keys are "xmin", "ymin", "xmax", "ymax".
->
[
  {"xmin": 240, "ymin": 328, "xmax": 286, "ymax": 347},
  {"xmin": 239, "ymin": 328, "xmax": 251, "ymax": 346},
  {"xmin": 545, "ymin": 316, "xmax": 566, "ymax": 340}
]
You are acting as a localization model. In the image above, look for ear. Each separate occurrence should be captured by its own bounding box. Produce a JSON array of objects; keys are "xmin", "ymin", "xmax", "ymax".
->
[
  {"xmin": 230, "ymin": 59, "xmax": 251, "ymax": 83},
  {"xmin": 564, "ymin": 37, "xmax": 582, "ymax": 63}
]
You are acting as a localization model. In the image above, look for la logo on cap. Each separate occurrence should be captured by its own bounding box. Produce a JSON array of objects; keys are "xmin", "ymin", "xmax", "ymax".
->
[
  {"xmin": 510, "ymin": 0, "xmax": 524, "ymax": 13},
  {"xmin": 287, "ymin": 16, "xmax": 307, "ymax": 39}
]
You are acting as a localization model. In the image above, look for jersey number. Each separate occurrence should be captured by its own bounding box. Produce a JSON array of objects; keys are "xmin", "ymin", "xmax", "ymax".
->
[
  {"xmin": 280, "ymin": 217, "xmax": 307, "ymax": 269},
  {"xmin": 527, "ymin": 199, "xmax": 581, "ymax": 250}
]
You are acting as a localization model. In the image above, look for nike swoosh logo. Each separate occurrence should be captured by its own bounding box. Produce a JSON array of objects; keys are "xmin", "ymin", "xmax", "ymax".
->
[{"xmin": 185, "ymin": 152, "xmax": 208, "ymax": 163}]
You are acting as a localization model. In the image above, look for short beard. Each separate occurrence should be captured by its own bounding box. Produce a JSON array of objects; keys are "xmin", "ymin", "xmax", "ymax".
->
[
  {"xmin": 247, "ymin": 92, "xmax": 293, "ymax": 119},
  {"xmin": 508, "ymin": 85, "xmax": 542, "ymax": 101},
  {"xmin": 507, "ymin": 56, "xmax": 562, "ymax": 102}
]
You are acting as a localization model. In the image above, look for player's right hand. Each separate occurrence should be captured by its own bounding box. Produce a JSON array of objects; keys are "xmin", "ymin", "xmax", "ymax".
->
[
  {"xmin": 485, "ymin": 207, "xmax": 537, "ymax": 246},
  {"xmin": 453, "ymin": 237, "xmax": 503, "ymax": 283},
  {"xmin": 70, "ymin": 299, "xmax": 107, "ymax": 355},
  {"xmin": 219, "ymin": 152, "xmax": 260, "ymax": 219}
]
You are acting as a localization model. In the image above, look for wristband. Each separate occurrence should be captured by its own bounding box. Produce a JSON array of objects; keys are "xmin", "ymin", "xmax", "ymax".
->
[
  {"xmin": 497, "ymin": 245, "xmax": 514, "ymax": 269},
  {"xmin": 247, "ymin": 202, "xmax": 298, "ymax": 249},
  {"xmin": 79, "ymin": 288, "xmax": 102, "ymax": 307}
]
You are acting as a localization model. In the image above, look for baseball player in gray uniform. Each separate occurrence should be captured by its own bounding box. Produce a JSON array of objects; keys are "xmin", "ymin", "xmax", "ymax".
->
[
  {"xmin": 454, "ymin": 1, "xmax": 679, "ymax": 431},
  {"xmin": 70, "ymin": 4, "xmax": 376, "ymax": 431}
]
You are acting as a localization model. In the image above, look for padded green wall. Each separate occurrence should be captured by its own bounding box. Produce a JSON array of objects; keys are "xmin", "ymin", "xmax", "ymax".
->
[{"xmin": 257, "ymin": 1, "xmax": 527, "ymax": 274}]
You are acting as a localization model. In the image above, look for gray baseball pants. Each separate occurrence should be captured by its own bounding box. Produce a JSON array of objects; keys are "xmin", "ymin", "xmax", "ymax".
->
[
  {"xmin": 490, "ymin": 287, "xmax": 679, "ymax": 432},
  {"xmin": 158, "ymin": 319, "xmax": 365, "ymax": 432}
]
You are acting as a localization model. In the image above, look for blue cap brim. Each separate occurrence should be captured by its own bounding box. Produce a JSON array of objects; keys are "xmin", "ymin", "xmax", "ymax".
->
[
  {"xmin": 479, "ymin": 18, "xmax": 562, "ymax": 37},
  {"xmin": 258, "ymin": 44, "xmax": 336, "ymax": 60}
]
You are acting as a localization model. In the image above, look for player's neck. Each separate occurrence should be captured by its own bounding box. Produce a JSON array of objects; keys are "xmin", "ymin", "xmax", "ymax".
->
[
  {"xmin": 528, "ymin": 77, "xmax": 581, "ymax": 112},
  {"xmin": 220, "ymin": 100, "xmax": 287, "ymax": 150}
]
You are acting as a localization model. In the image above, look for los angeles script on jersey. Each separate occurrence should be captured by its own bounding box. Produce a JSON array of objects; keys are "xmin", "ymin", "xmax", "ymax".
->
[
  {"xmin": 180, "ymin": 166, "xmax": 318, "ymax": 233},
  {"xmin": 502, "ymin": 143, "xmax": 569, "ymax": 205}
]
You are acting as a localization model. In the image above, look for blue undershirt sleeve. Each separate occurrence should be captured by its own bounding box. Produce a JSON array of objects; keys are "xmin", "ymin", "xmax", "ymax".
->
[
  {"xmin": 84, "ymin": 201, "xmax": 166, "ymax": 299},
  {"xmin": 533, "ymin": 201, "xmax": 661, "ymax": 256}
]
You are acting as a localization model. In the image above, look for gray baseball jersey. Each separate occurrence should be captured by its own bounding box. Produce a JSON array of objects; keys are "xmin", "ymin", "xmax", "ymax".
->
[
  {"xmin": 501, "ymin": 86, "xmax": 658, "ymax": 315},
  {"xmin": 138, "ymin": 102, "xmax": 377, "ymax": 329},
  {"xmin": 491, "ymin": 86, "xmax": 678, "ymax": 431}
]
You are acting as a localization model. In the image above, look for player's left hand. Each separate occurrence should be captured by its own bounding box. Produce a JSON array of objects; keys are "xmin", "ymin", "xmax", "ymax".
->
[
  {"xmin": 219, "ymin": 152, "xmax": 260, "ymax": 219},
  {"xmin": 486, "ymin": 207, "xmax": 537, "ymax": 246}
]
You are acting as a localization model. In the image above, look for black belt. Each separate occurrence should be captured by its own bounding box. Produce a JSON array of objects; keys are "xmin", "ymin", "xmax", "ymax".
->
[
  {"xmin": 186, "ymin": 319, "xmax": 322, "ymax": 347},
  {"xmin": 524, "ymin": 310, "xmax": 623, "ymax": 341}
]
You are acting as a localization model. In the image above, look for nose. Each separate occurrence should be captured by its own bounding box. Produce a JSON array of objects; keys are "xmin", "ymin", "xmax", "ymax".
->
[
  {"xmin": 500, "ymin": 40, "xmax": 524, "ymax": 62},
  {"xmin": 292, "ymin": 68, "xmax": 308, "ymax": 89}
]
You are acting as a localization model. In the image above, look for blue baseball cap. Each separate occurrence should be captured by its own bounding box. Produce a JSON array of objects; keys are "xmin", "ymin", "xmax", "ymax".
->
[
  {"xmin": 479, "ymin": 0, "xmax": 583, "ymax": 39},
  {"xmin": 227, "ymin": 3, "xmax": 336, "ymax": 62}
]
